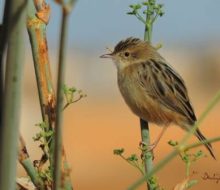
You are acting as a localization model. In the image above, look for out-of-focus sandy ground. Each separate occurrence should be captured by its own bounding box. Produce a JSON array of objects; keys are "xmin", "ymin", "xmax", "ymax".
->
[{"xmin": 18, "ymin": 45, "xmax": 220, "ymax": 190}]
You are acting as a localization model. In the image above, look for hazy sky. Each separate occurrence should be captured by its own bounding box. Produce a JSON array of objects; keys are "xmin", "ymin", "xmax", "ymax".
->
[{"xmin": 1, "ymin": 0, "xmax": 220, "ymax": 49}]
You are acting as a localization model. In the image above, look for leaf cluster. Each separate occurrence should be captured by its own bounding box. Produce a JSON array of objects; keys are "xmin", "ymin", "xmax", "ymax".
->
[
  {"xmin": 113, "ymin": 148, "xmax": 163, "ymax": 190},
  {"xmin": 63, "ymin": 84, "xmax": 86, "ymax": 110},
  {"xmin": 32, "ymin": 122, "xmax": 54, "ymax": 186},
  {"xmin": 127, "ymin": 0, "xmax": 164, "ymax": 25},
  {"xmin": 168, "ymin": 140, "xmax": 206, "ymax": 189}
]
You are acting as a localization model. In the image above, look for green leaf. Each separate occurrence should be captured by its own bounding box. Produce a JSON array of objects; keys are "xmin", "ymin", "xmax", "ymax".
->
[
  {"xmin": 158, "ymin": 4, "xmax": 164, "ymax": 9},
  {"xmin": 129, "ymin": 4, "xmax": 142, "ymax": 10},
  {"xmin": 142, "ymin": 1, "xmax": 149, "ymax": 6},
  {"xmin": 113, "ymin": 148, "xmax": 124, "ymax": 155},
  {"xmin": 44, "ymin": 130, "xmax": 54, "ymax": 138},
  {"xmin": 158, "ymin": 10, "xmax": 165, "ymax": 17},
  {"xmin": 135, "ymin": 4, "xmax": 142, "ymax": 10},
  {"xmin": 143, "ymin": 10, "xmax": 148, "ymax": 15},
  {"xmin": 168, "ymin": 140, "xmax": 179, "ymax": 146},
  {"xmin": 35, "ymin": 122, "xmax": 48, "ymax": 130},
  {"xmin": 127, "ymin": 154, "xmax": 138, "ymax": 161},
  {"xmin": 149, "ymin": 0, "xmax": 156, "ymax": 6},
  {"xmin": 33, "ymin": 133, "xmax": 41, "ymax": 141},
  {"xmin": 182, "ymin": 154, "xmax": 190, "ymax": 163},
  {"xmin": 195, "ymin": 150, "xmax": 203, "ymax": 157},
  {"xmin": 127, "ymin": 11, "xmax": 136, "ymax": 15}
]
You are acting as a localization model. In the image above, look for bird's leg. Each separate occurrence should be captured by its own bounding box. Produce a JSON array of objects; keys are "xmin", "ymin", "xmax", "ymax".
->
[{"xmin": 140, "ymin": 126, "xmax": 168, "ymax": 152}]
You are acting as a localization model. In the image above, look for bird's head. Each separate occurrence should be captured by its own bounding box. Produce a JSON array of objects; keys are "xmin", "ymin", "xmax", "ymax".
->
[{"xmin": 100, "ymin": 37, "xmax": 155, "ymax": 70}]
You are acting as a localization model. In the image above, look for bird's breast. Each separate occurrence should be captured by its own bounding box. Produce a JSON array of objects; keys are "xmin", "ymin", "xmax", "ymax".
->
[
  {"xmin": 117, "ymin": 70, "xmax": 181, "ymax": 126},
  {"xmin": 117, "ymin": 71, "xmax": 154, "ymax": 121}
]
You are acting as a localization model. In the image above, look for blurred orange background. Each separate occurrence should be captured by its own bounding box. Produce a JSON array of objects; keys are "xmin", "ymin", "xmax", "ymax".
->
[{"xmin": 18, "ymin": 46, "xmax": 220, "ymax": 190}]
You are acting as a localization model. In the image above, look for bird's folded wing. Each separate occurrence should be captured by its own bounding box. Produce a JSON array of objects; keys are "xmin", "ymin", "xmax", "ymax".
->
[{"xmin": 136, "ymin": 59, "xmax": 196, "ymax": 124}]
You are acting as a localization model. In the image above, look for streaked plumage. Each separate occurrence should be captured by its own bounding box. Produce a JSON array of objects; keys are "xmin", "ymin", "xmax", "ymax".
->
[{"xmin": 101, "ymin": 37, "xmax": 215, "ymax": 159}]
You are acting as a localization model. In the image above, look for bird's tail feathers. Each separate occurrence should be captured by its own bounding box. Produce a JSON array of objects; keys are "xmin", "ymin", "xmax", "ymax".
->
[{"xmin": 195, "ymin": 129, "xmax": 216, "ymax": 160}]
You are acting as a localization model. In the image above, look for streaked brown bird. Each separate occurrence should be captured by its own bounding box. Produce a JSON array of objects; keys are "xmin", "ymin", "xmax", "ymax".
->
[{"xmin": 100, "ymin": 37, "xmax": 215, "ymax": 159}]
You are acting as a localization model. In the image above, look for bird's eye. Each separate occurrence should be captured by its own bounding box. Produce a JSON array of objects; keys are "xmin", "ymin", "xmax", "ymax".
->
[{"xmin": 124, "ymin": 52, "xmax": 130, "ymax": 57}]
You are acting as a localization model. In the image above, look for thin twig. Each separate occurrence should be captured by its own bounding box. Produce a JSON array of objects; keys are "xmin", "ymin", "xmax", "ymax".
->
[
  {"xmin": 54, "ymin": 1, "xmax": 77, "ymax": 189},
  {"xmin": 54, "ymin": 6, "xmax": 70, "ymax": 190},
  {"xmin": 119, "ymin": 155, "xmax": 145, "ymax": 175},
  {"xmin": 63, "ymin": 96, "xmax": 84, "ymax": 110}
]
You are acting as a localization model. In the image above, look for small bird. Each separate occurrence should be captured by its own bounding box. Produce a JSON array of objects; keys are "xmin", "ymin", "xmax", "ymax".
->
[{"xmin": 100, "ymin": 37, "xmax": 215, "ymax": 159}]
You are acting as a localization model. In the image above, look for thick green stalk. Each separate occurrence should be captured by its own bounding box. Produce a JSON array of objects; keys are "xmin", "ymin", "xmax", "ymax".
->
[
  {"xmin": 0, "ymin": 1, "xmax": 11, "ymax": 137},
  {"xmin": 0, "ymin": 0, "xmax": 26, "ymax": 189},
  {"xmin": 27, "ymin": 0, "xmax": 55, "ymax": 166},
  {"xmin": 54, "ymin": 9, "xmax": 69, "ymax": 190},
  {"xmin": 21, "ymin": 159, "xmax": 45, "ymax": 189},
  {"xmin": 27, "ymin": 0, "xmax": 55, "ymax": 121}
]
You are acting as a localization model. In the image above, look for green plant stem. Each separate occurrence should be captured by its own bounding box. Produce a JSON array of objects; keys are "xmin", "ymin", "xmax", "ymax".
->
[
  {"xmin": 129, "ymin": 136, "xmax": 220, "ymax": 190},
  {"xmin": 54, "ymin": 8, "xmax": 70, "ymax": 190},
  {"xmin": 135, "ymin": 13, "xmax": 146, "ymax": 24},
  {"xmin": 19, "ymin": 135, "xmax": 45, "ymax": 189},
  {"xmin": 128, "ymin": 150, "xmax": 178, "ymax": 190},
  {"xmin": 186, "ymin": 162, "xmax": 190, "ymax": 177},
  {"xmin": 0, "ymin": 1, "xmax": 11, "ymax": 136},
  {"xmin": 128, "ymin": 89, "xmax": 220, "ymax": 189},
  {"xmin": 144, "ymin": 2, "xmax": 153, "ymax": 43},
  {"xmin": 21, "ymin": 159, "xmax": 45, "ymax": 189},
  {"xmin": 140, "ymin": 2, "xmax": 154, "ymax": 189},
  {"xmin": 27, "ymin": 1, "xmax": 54, "ymax": 121},
  {"xmin": 27, "ymin": 0, "xmax": 55, "ymax": 167},
  {"xmin": 119, "ymin": 155, "xmax": 145, "ymax": 175},
  {"xmin": 0, "ymin": 0, "xmax": 27, "ymax": 189},
  {"xmin": 63, "ymin": 96, "xmax": 84, "ymax": 110},
  {"xmin": 140, "ymin": 119, "xmax": 153, "ymax": 185}
]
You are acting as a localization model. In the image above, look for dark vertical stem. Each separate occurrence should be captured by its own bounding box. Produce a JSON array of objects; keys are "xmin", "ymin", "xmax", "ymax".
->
[
  {"xmin": 0, "ymin": 0, "xmax": 26, "ymax": 189},
  {"xmin": 0, "ymin": 0, "xmax": 11, "ymax": 151},
  {"xmin": 54, "ymin": 9, "xmax": 69, "ymax": 190}
]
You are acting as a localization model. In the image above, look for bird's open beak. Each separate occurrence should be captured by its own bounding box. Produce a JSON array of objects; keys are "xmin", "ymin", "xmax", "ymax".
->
[{"xmin": 100, "ymin": 53, "xmax": 113, "ymax": 58}]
